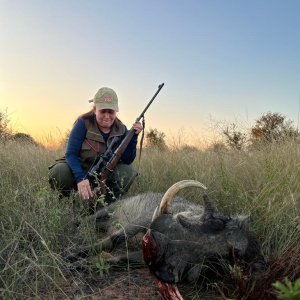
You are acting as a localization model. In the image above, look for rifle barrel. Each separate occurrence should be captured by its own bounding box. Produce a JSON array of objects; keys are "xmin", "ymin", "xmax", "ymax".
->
[{"xmin": 136, "ymin": 83, "xmax": 164, "ymax": 122}]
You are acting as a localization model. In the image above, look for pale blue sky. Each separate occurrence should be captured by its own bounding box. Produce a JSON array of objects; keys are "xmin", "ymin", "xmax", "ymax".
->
[{"xmin": 1, "ymin": 0, "xmax": 300, "ymax": 146}]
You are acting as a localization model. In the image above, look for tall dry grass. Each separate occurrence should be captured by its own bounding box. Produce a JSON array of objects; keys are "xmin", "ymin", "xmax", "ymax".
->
[{"xmin": 0, "ymin": 138, "xmax": 299, "ymax": 299}]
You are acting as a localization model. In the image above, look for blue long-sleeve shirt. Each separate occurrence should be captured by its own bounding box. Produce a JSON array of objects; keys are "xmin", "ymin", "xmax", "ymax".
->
[{"xmin": 66, "ymin": 118, "xmax": 138, "ymax": 183}]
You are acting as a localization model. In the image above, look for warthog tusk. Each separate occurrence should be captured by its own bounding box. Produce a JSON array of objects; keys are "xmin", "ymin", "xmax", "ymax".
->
[{"xmin": 158, "ymin": 180, "xmax": 207, "ymax": 216}]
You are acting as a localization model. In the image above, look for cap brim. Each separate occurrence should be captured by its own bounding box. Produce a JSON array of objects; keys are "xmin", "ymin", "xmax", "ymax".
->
[{"xmin": 95, "ymin": 103, "xmax": 119, "ymax": 112}]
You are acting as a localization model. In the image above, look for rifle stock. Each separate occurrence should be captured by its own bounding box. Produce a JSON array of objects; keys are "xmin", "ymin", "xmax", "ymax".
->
[{"xmin": 99, "ymin": 128, "xmax": 135, "ymax": 182}]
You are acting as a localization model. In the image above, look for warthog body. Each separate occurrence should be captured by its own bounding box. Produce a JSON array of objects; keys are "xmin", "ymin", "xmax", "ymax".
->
[
  {"xmin": 67, "ymin": 180, "xmax": 265, "ymax": 284},
  {"xmin": 67, "ymin": 191, "xmax": 204, "ymax": 264}
]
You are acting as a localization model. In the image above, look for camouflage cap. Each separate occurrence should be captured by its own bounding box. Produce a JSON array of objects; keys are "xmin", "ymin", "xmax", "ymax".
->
[{"xmin": 89, "ymin": 87, "xmax": 119, "ymax": 111}]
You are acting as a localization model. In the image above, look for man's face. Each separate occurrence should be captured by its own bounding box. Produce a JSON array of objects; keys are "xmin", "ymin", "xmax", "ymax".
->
[{"xmin": 95, "ymin": 109, "xmax": 116, "ymax": 130}]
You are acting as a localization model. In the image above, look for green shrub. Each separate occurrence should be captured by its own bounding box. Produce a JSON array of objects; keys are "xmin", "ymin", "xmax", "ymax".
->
[{"xmin": 273, "ymin": 277, "xmax": 300, "ymax": 300}]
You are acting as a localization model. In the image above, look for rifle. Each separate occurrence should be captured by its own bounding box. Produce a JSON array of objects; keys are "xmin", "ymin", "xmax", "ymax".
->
[{"xmin": 87, "ymin": 83, "xmax": 164, "ymax": 196}]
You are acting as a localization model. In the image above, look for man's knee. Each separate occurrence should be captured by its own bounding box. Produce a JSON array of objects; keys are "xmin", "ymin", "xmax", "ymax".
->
[{"xmin": 48, "ymin": 162, "xmax": 76, "ymax": 195}]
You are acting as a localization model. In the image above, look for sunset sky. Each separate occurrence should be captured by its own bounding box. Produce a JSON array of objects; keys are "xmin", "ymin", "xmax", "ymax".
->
[{"xmin": 1, "ymin": 0, "xmax": 300, "ymax": 147}]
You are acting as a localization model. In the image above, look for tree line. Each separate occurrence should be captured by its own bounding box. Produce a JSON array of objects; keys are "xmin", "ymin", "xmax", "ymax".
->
[{"xmin": 1, "ymin": 109, "xmax": 299, "ymax": 150}]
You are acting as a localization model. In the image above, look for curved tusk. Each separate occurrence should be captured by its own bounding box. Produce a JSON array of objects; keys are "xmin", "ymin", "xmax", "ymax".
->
[
  {"xmin": 151, "ymin": 206, "xmax": 159, "ymax": 221},
  {"xmin": 157, "ymin": 180, "xmax": 207, "ymax": 216}
]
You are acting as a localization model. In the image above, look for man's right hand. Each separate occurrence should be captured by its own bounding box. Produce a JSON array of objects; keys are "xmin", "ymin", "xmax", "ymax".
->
[{"xmin": 77, "ymin": 179, "xmax": 93, "ymax": 200}]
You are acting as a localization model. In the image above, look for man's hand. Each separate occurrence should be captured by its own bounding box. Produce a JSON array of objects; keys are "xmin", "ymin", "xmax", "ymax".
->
[
  {"xmin": 133, "ymin": 121, "xmax": 143, "ymax": 134},
  {"xmin": 77, "ymin": 179, "xmax": 93, "ymax": 200}
]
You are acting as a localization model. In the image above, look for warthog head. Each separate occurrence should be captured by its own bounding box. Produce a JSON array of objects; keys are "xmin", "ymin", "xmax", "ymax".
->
[{"xmin": 143, "ymin": 180, "xmax": 265, "ymax": 286}]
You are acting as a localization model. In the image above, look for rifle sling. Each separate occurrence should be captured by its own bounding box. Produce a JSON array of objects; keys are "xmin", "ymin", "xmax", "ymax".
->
[{"xmin": 137, "ymin": 116, "xmax": 145, "ymax": 173}]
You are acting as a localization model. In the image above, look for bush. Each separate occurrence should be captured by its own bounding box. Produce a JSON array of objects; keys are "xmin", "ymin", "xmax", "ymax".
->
[
  {"xmin": 223, "ymin": 123, "xmax": 247, "ymax": 150},
  {"xmin": 145, "ymin": 128, "xmax": 167, "ymax": 150},
  {"xmin": 251, "ymin": 112, "xmax": 299, "ymax": 143},
  {"xmin": 12, "ymin": 132, "xmax": 38, "ymax": 145},
  {"xmin": 0, "ymin": 109, "xmax": 13, "ymax": 139},
  {"xmin": 273, "ymin": 277, "xmax": 300, "ymax": 300}
]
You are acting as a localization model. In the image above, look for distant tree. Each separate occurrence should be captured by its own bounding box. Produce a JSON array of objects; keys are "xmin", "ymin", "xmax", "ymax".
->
[
  {"xmin": 13, "ymin": 133, "xmax": 38, "ymax": 145},
  {"xmin": 0, "ymin": 109, "xmax": 12, "ymax": 139},
  {"xmin": 207, "ymin": 141, "xmax": 227, "ymax": 152},
  {"xmin": 145, "ymin": 128, "xmax": 167, "ymax": 149},
  {"xmin": 223, "ymin": 123, "xmax": 247, "ymax": 150},
  {"xmin": 251, "ymin": 112, "xmax": 299, "ymax": 143}
]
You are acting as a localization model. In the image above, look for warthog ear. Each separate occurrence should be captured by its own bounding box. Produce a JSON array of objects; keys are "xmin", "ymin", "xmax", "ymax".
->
[
  {"xmin": 203, "ymin": 194, "xmax": 217, "ymax": 217},
  {"xmin": 225, "ymin": 215, "xmax": 252, "ymax": 230},
  {"xmin": 237, "ymin": 215, "xmax": 252, "ymax": 229}
]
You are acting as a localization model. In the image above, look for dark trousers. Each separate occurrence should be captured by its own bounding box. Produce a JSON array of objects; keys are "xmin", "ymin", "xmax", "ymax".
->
[{"xmin": 48, "ymin": 162, "xmax": 137, "ymax": 203}]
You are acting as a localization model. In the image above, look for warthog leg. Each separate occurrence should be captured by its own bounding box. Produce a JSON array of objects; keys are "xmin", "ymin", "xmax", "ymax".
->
[{"xmin": 65, "ymin": 217, "xmax": 149, "ymax": 262}]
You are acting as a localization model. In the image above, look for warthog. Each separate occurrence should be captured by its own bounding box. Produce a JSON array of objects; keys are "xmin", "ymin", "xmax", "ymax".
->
[
  {"xmin": 143, "ymin": 181, "xmax": 266, "ymax": 285},
  {"xmin": 67, "ymin": 180, "xmax": 265, "ymax": 282},
  {"xmin": 141, "ymin": 180, "xmax": 266, "ymax": 299}
]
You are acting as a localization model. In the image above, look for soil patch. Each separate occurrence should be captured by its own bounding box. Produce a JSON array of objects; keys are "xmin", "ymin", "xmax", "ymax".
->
[{"xmin": 64, "ymin": 268, "xmax": 162, "ymax": 299}]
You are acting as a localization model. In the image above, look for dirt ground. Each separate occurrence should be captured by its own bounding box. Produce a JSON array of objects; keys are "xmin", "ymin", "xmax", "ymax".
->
[
  {"xmin": 59, "ymin": 266, "xmax": 213, "ymax": 300},
  {"xmin": 59, "ymin": 266, "xmax": 222, "ymax": 300},
  {"xmin": 63, "ymin": 267, "xmax": 163, "ymax": 299},
  {"xmin": 91, "ymin": 269, "xmax": 161, "ymax": 300}
]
